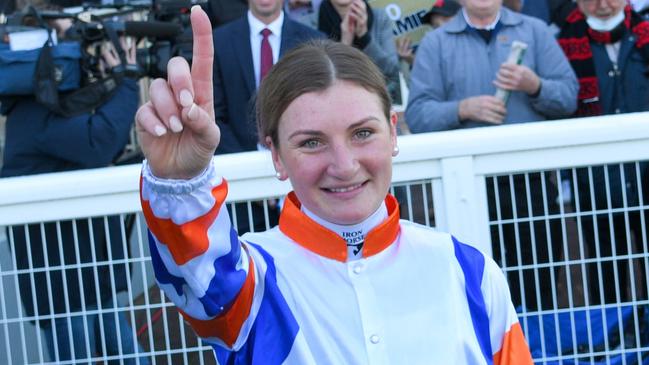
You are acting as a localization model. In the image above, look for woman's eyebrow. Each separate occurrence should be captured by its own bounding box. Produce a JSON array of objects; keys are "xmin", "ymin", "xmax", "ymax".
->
[
  {"xmin": 287, "ymin": 129, "xmax": 324, "ymax": 140},
  {"xmin": 287, "ymin": 116, "xmax": 382, "ymax": 140},
  {"xmin": 347, "ymin": 117, "xmax": 381, "ymax": 130}
]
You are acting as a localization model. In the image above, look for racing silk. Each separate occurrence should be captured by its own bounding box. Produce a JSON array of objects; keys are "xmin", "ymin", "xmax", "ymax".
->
[{"xmin": 140, "ymin": 161, "xmax": 533, "ymax": 365}]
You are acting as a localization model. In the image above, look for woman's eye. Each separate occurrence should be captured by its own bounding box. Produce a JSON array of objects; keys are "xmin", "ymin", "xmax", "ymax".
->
[
  {"xmin": 355, "ymin": 129, "xmax": 372, "ymax": 140},
  {"xmin": 301, "ymin": 139, "xmax": 321, "ymax": 149}
]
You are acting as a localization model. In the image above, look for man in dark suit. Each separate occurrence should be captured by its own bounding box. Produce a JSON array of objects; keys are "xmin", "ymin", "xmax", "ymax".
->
[
  {"xmin": 212, "ymin": 0, "xmax": 323, "ymax": 154},
  {"xmin": 211, "ymin": 0, "xmax": 322, "ymax": 234}
]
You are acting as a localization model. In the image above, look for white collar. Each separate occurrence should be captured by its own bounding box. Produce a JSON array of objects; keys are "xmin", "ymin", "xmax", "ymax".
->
[
  {"xmin": 247, "ymin": 10, "xmax": 284, "ymax": 37},
  {"xmin": 462, "ymin": 8, "xmax": 501, "ymax": 30}
]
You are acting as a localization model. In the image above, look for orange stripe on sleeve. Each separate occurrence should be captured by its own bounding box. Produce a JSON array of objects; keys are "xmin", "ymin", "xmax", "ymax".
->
[
  {"xmin": 493, "ymin": 322, "xmax": 533, "ymax": 365},
  {"xmin": 179, "ymin": 256, "xmax": 256, "ymax": 348},
  {"xmin": 141, "ymin": 179, "xmax": 228, "ymax": 265}
]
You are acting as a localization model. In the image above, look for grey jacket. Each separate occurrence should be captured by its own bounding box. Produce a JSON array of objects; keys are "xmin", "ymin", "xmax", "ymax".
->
[
  {"xmin": 300, "ymin": 6, "xmax": 400, "ymax": 93},
  {"xmin": 406, "ymin": 8, "xmax": 578, "ymax": 132}
]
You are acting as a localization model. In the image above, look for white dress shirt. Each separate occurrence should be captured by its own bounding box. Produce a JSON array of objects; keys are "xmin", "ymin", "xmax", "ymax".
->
[
  {"xmin": 632, "ymin": 0, "xmax": 649, "ymax": 12},
  {"xmin": 462, "ymin": 8, "xmax": 501, "ymax": 30},
  {"xmin": 248, "ymin": 11, "xmax": 284, "ymax": 88}
]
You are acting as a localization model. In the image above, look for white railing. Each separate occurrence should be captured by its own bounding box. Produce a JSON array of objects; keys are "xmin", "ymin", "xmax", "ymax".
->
[{"xmin": 1, "ymin": 112, "xmax": 648, "ymax": 364}]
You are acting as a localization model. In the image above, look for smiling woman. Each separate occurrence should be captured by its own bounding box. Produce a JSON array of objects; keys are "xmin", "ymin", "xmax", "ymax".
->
[
  {"xmin": 136, "ymin": 6, "xmax": 534, "ymax": 365},
  {"xmin": 268, "ymin": 80, "xmax": 396, "ymax": 225},
  {"xmin": 256, "ymin": 42, "xmax": 396, "ymax": 225}
]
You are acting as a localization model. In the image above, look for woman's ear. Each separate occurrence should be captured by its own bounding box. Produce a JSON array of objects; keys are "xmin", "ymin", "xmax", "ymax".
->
[
  {"xmin": 267, "ymin": 136, "xmax": 288, "ymax": 180},
  {"xmin": 389, "ymin": 111, "xmax": 399, "ymax": 155}
]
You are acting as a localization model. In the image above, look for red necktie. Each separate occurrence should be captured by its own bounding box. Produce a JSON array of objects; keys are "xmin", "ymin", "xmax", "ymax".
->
[{"xmin": 260, "ymin": 28, "xmax": 273, "ymax": 82}]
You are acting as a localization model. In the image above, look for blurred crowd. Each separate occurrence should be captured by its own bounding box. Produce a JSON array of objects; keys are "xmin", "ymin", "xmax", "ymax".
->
[{"xmin": 2, "ymin": 0, "xmax": 648, "ymax": 176}]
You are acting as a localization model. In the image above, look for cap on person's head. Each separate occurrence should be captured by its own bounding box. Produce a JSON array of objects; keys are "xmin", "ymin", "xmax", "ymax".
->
[{"xmin": 422, "ymin": 0, "xmax": 461, "ymax": 24}]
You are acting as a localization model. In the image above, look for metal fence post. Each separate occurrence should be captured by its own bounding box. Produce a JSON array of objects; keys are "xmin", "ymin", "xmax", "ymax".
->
[{"xmin": 439, "ymin": 156, "xmax": 492, "ymax": 256}]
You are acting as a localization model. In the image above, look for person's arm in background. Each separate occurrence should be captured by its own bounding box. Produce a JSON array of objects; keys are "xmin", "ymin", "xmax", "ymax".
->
[
  {"xmin": 35, "ymin": 37, "xmax": 140, "ymax": 168},
  {"xmin": 493, "ymin": 20, "xmax": 577, "ymax": 119},
  {"xmin": 526, "ymin": 20, "xmax": 578, "ymax": 118},
  {"xmin": 405, "ymin": 32, "xmax": 465, "ymax": 132},
  {"xmin": 361, "ymin": 8, "xmax": 400, "ymax": 86}
]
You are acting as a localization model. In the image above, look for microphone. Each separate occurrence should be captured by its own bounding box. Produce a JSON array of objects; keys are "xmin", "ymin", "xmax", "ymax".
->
[
  {"xmin": 123, "ymin": 21, "xmax": 183, "ymax": 38},
  {"xmin": 109, "ymin": 21, "xmax": 183, "ymax": 38}
]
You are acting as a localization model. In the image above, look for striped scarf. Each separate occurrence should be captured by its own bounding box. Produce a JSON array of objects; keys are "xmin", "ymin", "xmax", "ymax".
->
[{"xmin": 557, "ymin": 5, "xmax": 649, "ymax": 116}]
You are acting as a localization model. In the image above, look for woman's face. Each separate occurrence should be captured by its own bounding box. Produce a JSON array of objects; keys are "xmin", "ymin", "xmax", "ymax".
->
[{"xmin": 269, "ymin": 80, "xmax": 397, "ymax": 225}]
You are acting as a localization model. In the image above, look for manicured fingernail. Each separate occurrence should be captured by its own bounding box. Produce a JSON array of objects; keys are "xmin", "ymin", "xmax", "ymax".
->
[
  {"xmin": 191, "ymin": 5, "xmax": 200, "ymax": 12},
  {"xmin": 154, "ymin": 125, "xmax": 167, "ymax": 136},
  {"xmin": 179, "ymin": 89, "xmax": 193, "ymax": 107},
  {"xmin": 169, "ymin": 115, "xmax": 183, "ymax": 133},
  {"xmin": 188, "ymin": 103, "xmax": 199, "ymax": 121}
]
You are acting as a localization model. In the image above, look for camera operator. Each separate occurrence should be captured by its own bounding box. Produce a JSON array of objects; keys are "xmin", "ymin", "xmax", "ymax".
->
[{"xmin": 0, "ymin": 8, "xmax": 149, "ymax": 364}]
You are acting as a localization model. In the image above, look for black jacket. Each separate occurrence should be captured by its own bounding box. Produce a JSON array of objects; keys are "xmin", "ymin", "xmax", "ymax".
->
[{"xmin": 212, "ymin": 15, "xmax": 324, "ymax": 154}]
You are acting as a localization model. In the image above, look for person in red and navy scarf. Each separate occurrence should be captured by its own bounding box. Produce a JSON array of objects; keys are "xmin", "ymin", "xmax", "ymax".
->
[
  {"xmin": 558, "ymin": 0, "xmax": 649, "ymax": 306},
  {"xmin": 558, "ymin": 0, "xmax": 649, "ymax": 117}
]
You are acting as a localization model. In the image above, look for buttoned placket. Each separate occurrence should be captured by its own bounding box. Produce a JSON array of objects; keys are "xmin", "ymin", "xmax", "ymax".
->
[
  {"xmin": 605, "ymin": 41, "xmax": 624, "ymax": 114},
  {"xmin": 347, "ymin": 259, "xmax": 389, "ymax": 365}
]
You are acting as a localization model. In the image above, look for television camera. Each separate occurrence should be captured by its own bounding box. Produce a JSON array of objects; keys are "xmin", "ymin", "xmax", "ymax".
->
[{"xmin": 0, "ymin": 0, "xmax": 205, "ymax": 115}]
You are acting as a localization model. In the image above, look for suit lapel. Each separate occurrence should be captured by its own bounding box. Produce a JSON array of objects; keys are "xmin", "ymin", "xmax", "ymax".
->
[
  {"xmin": 233, "ymin": 18, "xmax": 256, "ymax": 94},
  {"xmin": 279, "ymin": 18, "xmax": 294, "ymax": 57},
  {"xmin": 617, "ymin": 33, "xmax": 635, "ymax": 75}
]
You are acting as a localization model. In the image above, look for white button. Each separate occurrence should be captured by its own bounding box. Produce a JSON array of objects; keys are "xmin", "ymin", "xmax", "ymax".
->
[
  {"xmin": 615, "ymin": 108, "xmax": 621, "ymax": 114},
  {"xmin": 353, "ymin": 264, "xmax": 363, "ymax": 274},
  {"xmin": 370, "ymin": 334, "xmax": 380, "ymax": 344},
  {"xmin": 608, "ymin": 70, "xmax": 615, "ymax": 77}
]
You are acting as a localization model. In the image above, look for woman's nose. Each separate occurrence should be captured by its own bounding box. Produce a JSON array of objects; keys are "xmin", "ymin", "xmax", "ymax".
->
[{"xmin": 327, "ymin": 144, "xmax": 359, "ymax": 179}]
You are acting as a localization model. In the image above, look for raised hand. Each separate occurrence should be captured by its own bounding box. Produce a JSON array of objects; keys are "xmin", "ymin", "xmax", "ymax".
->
[
  {"xmin": 396, "ymin": 37, "xmax": 414, "ymax": 65},
  {"xmin": 340, "ymin": 11, "xmax": 355, "ymax": 46},
  {"xmin": 135, "ymin": 6, "xmax": 220, "ymax": 180},
  {"xmin": 348, "ymin": 0, "xmax": 368, "ymax": 38}
]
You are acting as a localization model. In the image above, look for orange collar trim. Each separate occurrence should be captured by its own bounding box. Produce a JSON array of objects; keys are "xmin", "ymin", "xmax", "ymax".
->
[{"xmin": 278, "ymin": 192, "xmax": 401, "ymax": 262}]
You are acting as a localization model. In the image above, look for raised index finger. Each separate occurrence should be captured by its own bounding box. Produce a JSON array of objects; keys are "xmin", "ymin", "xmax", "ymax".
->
[{"xmin": 189, "ymin": 6, "xmax": 214, "ymax": 117}]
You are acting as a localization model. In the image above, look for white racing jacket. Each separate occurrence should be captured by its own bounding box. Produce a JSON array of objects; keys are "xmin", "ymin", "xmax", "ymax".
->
[{"xmin": 140, "ymin": 161, "xmax": 533, "ymax": 365}]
